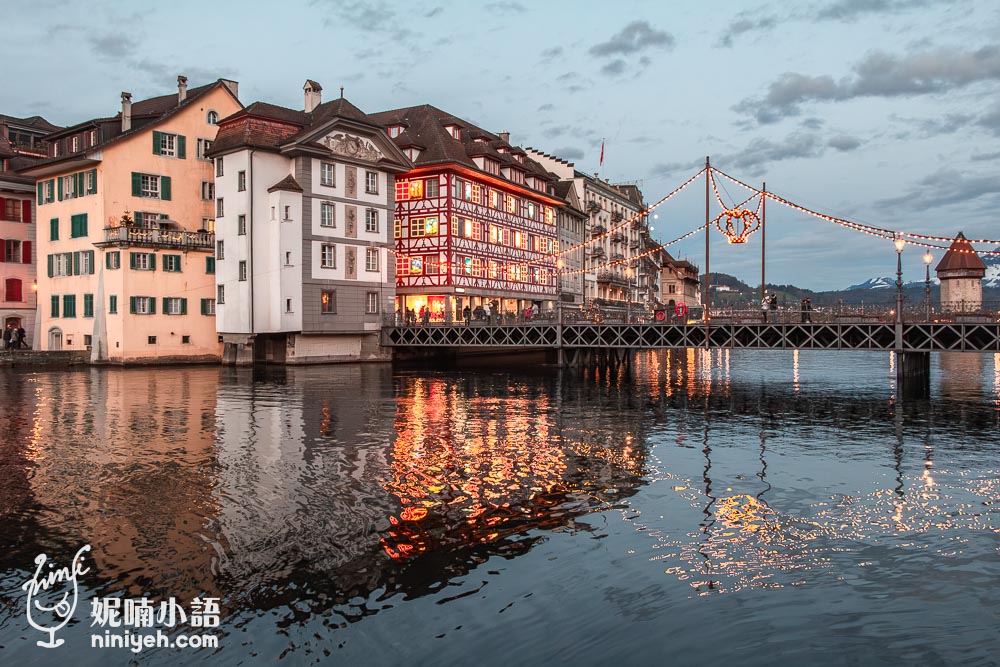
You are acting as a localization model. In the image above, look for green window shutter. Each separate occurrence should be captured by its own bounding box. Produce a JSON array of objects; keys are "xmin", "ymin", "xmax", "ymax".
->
[
  {"xmin": 200, "ymin": 299, "xmax": 207, "ymax": 315},
  {"xmin": 149, "ymin": 297, "xmax": 156, "ymax": 314},
  {"xmin": 132, "ymin": 172, "xmax": 142, "ymax": 196},
  {"xmin": 37, "ymin": 183, "xmax": 43, "ymax": 205},
  {"xmin": 149, "ymin": 253, "xmax": 156, "ymax": 270},
  {"xmin": 46, "ymin": 180, "xmax": 54, "ymax": 203},
  {"xmin": 47, "ymin": 254, "xmax": 53, "ymax": 277},
  {"xmin": 162, "ymin": 297, "xmax": 168, "ymax": 314},
  {"xmin": 63, "ymin": 295, "xmax": 75, "ymax": 318},
  {"xmin": 73, "ymin": 251, "xmax": 80, "ymax": 276},
  {"xmin": 51, "ymin": 295, "xmax": 59, "ymax": 317},
  {"xmin": 75, "ymin": 173, "xmax": 83, "ymax": 197},
  {"xmin": 177, "ymin": 135, "xmax": 186, "ymax": 159},
  {"xmin": 106, "ymin": 253, "xmax": 112, "ymax": 269},
  {"xmin": 88, "ymin": 169, "xmax": 97, "ymax": 195},
  {"xmin": 153, "ymin": 131, "xmax": 162, "ymax": 155},
  {"xmin": 129, "ymin": 297, "xmax": 137, "ymax": 314},
  {"xmin": 50, "ymin": 218, "xmax": 58, "ymax": 241},
  {"xmin": 160, "ymin": 176, "xmax": 171, "ymax": 200},
  {"xmin": 162, "ymin": 254, "xmax": 168, "ymax": 271},
  {"xmin": 84, "ymin": 294, "xmax": 94, "ymax": 318},
  {"xmin": 57, "ymin": 178, "xmax": 63, "ymax": 201},
  {"xmin": 180, "ymin": 298, "xmax": 187, "ymax": 315},
  {"xmin": 129, "ymin": 252, "xmax": 137, "ymax": 269},
  {"xmin": 206, "ymin": 256, "xmax": 215, "ymax": 274},
  {"xmin": 87, "ymin": 250, "xmax": 95, "ymax": 274},
  {"xmin": 109, "ymin": 295, "xmax": 117, "ymax": 314},
  {"xmin": 64, "ymin": 252, "xmax": 73, "ymax": 276}
]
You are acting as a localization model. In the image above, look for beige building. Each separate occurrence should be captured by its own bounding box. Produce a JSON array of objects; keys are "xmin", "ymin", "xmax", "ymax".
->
[{"xmin": 23, "ymin": 77, "xmax": 241, "ymax": 362}]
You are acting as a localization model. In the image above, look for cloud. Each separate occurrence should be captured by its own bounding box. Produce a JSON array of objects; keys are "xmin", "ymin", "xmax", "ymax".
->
[
  {"xmin": 589, "ymin": 20, "xmax": 674, "ymax": 57},
  {"xmin": 552, "ymin": 147, "xmax": 585, "ymax": 160},
  {"xmin": 742, "ymin": 45, "xmax": 1000, "ymax": 123},
  {"xmin": 725, "ymin": 133, "xmax": 824, "ymax": 174},
  {"xmin": 827, "ymin": 135, "xmax": 863, "ymax": 151},
  {"xmin": 425, "ymin": 6, "xmax": 443, "ymax": 17},
  {"xmin": 540, "ymin": 46, "xmax": 563, "ymax": 62},
  {"xmin": 978, "ymin": 102, "xmax": 1000, "ymax": 135},
  {"xmin": 537, "ymin": 104, "xmax": 554, "ymax": 112},
  {"xmin": 877, "ymin": 168, "xmax": 1000, "ymax": 210},
  {"xmin": 971, "ymin": 150, "xmax": 1000, "ymax": 161},
  {"xmin": 816, "ymin": 0, "xmax": 947, "ymax": 21},
  {"xmin": 717, "ymin": 15, "xmax": 778, "ymax": 48},
  {"xmin": 88, "ymin": 33, "xmax": 138, "ymax": 59},
  {"xmin": 601, "ymin": 59, "xmax": 627, "ymax": 76},
  {"xmin": 485, "ymin": 1, "xmax": 526, "ymax": 12}
]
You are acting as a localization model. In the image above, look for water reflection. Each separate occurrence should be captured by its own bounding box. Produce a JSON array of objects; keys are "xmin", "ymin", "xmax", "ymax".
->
[{"xmin": 1, "ymin": 349, "xmax": 999, "ymax": 664}]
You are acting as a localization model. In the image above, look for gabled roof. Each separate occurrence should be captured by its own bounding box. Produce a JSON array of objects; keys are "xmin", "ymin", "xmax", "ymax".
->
[
  {"xmin": 0, "ymin": 114, "xmax": 62, "ymax": 133},
  {"xmin": 267, "ymin": 175, "xmax": 303, "ymax": 193},
  {"xmin": 935, "ymin": 232, "xmax": 987, "ymax": 273}
]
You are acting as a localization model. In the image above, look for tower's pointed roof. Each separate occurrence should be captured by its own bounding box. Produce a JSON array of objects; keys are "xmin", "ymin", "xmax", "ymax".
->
[{"xmin": 935, "ymin": 232, "xmax": 986, "ymax": 273}]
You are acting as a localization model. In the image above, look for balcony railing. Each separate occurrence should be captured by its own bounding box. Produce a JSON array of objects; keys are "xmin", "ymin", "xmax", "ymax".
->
[
  {"xmin": 597, "ymin": 271, "xmax": 629, "ymax": 286},
  {"xmin": 97, "ymin": 226, "xmax": 215, "ymax": 251},
  {"xmin": 610, "ymin": 232, "xmax": 625, "ymax": 244},
  {"xmin": 591, "ymin": 225, "xmax": 606, "ymax": 236}
]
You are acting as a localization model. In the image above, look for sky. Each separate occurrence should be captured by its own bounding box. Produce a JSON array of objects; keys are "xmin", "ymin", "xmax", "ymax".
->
[{"xmin": 7, "ymin": 0, "xmax": 1000, "ymax": 289}]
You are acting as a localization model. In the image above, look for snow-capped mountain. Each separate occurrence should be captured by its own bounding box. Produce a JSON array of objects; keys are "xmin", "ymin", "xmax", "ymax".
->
[
  {"xmin": 983, "ymin": 246, "xmax": 1000, "ymax": 288},
  {"xmin": 846, "ymin": 276, "xmax": 894, "ymax": 290}
]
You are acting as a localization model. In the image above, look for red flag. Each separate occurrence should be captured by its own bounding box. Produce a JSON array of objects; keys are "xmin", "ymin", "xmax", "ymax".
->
[{"xmin": 599, "ymin": 139, "xmax": 605, "ymax": 167}]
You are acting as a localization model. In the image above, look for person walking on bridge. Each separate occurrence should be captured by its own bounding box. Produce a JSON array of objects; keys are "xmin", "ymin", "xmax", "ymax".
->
[
  {"xmin": 761, "ymin": 295, "xmax": 770, "ymax": 323},
  {"xmin": 801, "ymin": 298, "xmax": 813, "ymax": 323}
]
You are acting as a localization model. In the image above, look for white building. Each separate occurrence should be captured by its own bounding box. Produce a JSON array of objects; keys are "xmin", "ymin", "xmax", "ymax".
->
[{"xmin": 208, "ymin": 81, "xmax": 411, "ymax": 364}]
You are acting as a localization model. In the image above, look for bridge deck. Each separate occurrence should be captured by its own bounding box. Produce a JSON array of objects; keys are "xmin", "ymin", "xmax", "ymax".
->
[{"xmin": 383, "ymin": 322, "xmax": 1000, "ymax": 352}]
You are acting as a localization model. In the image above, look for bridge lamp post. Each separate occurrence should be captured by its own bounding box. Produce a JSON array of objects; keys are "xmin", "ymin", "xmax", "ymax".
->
[
  {"xmin": 556, "ymin": 258, "xmax": 564, "ymax": 324},
  {"xmin": 894, "ymin": 235, "xmax": 906, "ymax": 325},
  {"xmin": 626, "ymin": 266, "xmax": 634, "ymax": 323},
  {"xmin": 923, "ymin": 250, "xmax": 933, "ymax": 321}
]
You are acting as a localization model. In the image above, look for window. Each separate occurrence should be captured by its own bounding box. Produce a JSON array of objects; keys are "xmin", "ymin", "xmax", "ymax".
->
[
  {"xmin": 140, "ymin": 174, "xmax": 160, "ymax": 198},
  {"xmin": 201, "ymin": 181, "xmax": 215, "ymax": 200},
  {"xmin": 63, "ymin": 295, "xmax": 77, "ymax": 318},
  {"xmin": 321, "ymin": 202, "xmax": 335, "ymax": 227},
  {"xmin": 83, "ymin": 294, "xmax": 94, "ymax": 318},
  {"xmin": 164, "ymin": 297, "xmax": 187, "ymax": 315},
  {"xmin": 49, "ymin": 218, "xmax": 58, "ymax": 241},
  {"xmin": 405, "ymin": 147, "xmax": 420, "ymax": 161},
  {"xmin": 216, "ymin": 198, "xmax": 224, "ymax": 218},
  {"xmin": 86, "ymin": 170, "xmax": 96, "ymax": 194},
  {"xmin": 285, "ymin": 298, "xmax": 293, "ymax": 313},
  {"xmin": 270, "ymin": 206, "xmax": 275, "ymax": 221},
  {"xmin": 51, "ymin": 295, "xmax": 59, "ymax": 317},
  {"xmin": 62, "ymin": 174, "xmax": 77, "ymax": 200},
  {"xmin": 109, "ymin": 295, "xmax": 118, "ymax": 314},
  {"xmin": 182, "ymin": 336, "xmax": 190, "ymax": 344},
  {"xmin": 365, "ymin": 248, "xmax": 379, "ymax": 272},
  {"xmin": 283, "ymin": 205, "xmax": 291, "ymax": 221},
  {"xmin": 72, "ymin": 136, "xmax": 80, "ymax": 152},
  {"xmin": 409, "ymin": 257, "xmax": 423, "ymax": 274},
  {"xmin": 489, "ymin": 189, "xmax": 499, "ymax": 209},
  {"xmin": 207, "ymin": 110, "xmax": 219, "ymax": 124},
  {"xmin": 388, "ymin": 125, "xmax": 403, "ymax": 138},
  {"xmin": 90, "ymin": 130, "xmax": 98, "ymax": 145},
  {"xmin": 238, "ymin": 171, "xmax": 246, "ymax": 191},
  {"xmin": 84, "ymin": 334, "xmax": 92, "ymax": 346},
  {"xmin": 158, "ymin": 133, "xmax": 177, "ymax": 157},
  {"xmin": 321, "ymin": 244, "xmax": 336, "ymax": 269},
  {"xmin": 285, "ymin": 251, "xmax": 292, "ymax": 266},
  {"xmin": 201, "ymin": 298, "xmax": 216, "ymax": 315},
  {"xmin": 366, "ymin": 292, "xmax": 379, "ymax": 314},
  {"xmin": 162, "ymin": 254, "xmax": 182, "ymax": 272},
  {"xmin": 321, "ymin": 162, "xmax": 335, "ymax": 186},
  {"xmin": 395, "ymin": 180, "xmax": 411, "ymax": 201},
  {"xmin": 506, "ymin": 194, "xmax": 516, "ymax": 213},
  {"xmin": 129, "ymin": 252, "xmax": 155, "ymax": 270},
  {"xmin": 365, "ymin": 208, "xmax": 378, "ymax": 233},
  {"xmin": 216, "ymin": 240, "xmax": 224, "ymax": 259},
  {"xmin": 393, "ymin": 217, "xmax": 402, "ymax": 239},
  {"xmin": 4, "ymin": 278, "xmax": 22, "ymax": 303},
  {"xmin": 80, "ymin": 251, "xmax": 92, "ymax": 275},
  {"xmin": 238, "ymin": 215, "xmax": 246, "ymax": 235},
  {"xmin": 425, "ymin": 255, "xmax": 440, "ymax": 275},
  {"xmin": 196, "ymin": 138, "xmax": 213, "ymax": 159},
  {"xmin": 470, "ymin": 183, "xmax": 482, "ymax": 204},
  {"xmin": 215, "ymin": 157, "xmax": 223, "ymax": 177},
  {"xmin": 446, "ymin": 125, "xmax": 461, "ymax": 139},
  {"xmin": 545, "ymin": 207, "xmax": 554, "ymax": 225},
  {"xmin": 148, "ymin": 336, "xmax": 157, "ymax": 344},
  {"xmin": 321, "ymin": 290, "xmax": 336, "ymax": 314},
  {"xmin": 365, "ymin": 171, "xmax": 378, "ymax": 194},
  {"xmin": 202, "ymin": 217, "xmax": 215, "ymax": 232},
  {"xmin": 238, "ymin": 260, "xmax": 247, "ymax": 281},
  {"xmin": 5, "ymin": 240, "xmax": 21, "ymax": 261},
  {"xmin": 137, "ymin": 212, "xmax": 163, "ymax": 228},
  {"xmin": 425, "ymin": 178, "xmax": 439, "ymax": 198},
  {"xmin": 217, "ymin": 285, "xmax": 225, "ymax": 304},
  {"xmin": 206, "ymin": 256, "xmax": 215, "ymax": 274},
  {"xmin": 485, "ymin": 159, "xmax": 500, "ymax": 175}
]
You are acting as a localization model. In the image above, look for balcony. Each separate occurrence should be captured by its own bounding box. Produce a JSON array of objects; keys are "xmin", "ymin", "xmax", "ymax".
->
[
  {"xmin": 610, "ymin": 252, "xmax": 625, "ymax": 262},
  {"xmin": 610, "ymin": 232, "xmax": 625, "ymax": 244},
  {"xmin": 96, "ymin": 226, "xmax": 215, "ymax": 251},
  {"xmin": 611, "ymin": 211, "xmax": 624, "ymax": 222},
  {"xmin": 591, "ymin": 225, "xmax": 606, "ymax": 236},
  {"xmin": 589, "ymin": 246, "xmax": 606, "ymax": 258},
  {"xmin": 597, "ymin": 271, "xmax": 628, "ymax": 286}
]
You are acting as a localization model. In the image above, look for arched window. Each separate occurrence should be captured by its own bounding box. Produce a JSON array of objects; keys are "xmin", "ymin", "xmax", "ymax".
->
[
  {"xmin": 4, "ymin": 278, "xmax": 22, "ymax": 302},
  {"xmin": 207, "ymin": 110, "xmax": 219, "ymax": 125}
]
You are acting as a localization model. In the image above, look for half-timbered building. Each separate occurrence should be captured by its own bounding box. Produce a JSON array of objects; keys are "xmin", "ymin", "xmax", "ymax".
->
[{"xmin": 367, "ymin": 106, "xmax": 563, "ymax": 322}]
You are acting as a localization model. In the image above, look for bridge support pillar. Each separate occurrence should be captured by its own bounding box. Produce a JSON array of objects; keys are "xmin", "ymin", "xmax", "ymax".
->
[{"xmin": 896, "ymin": 351, "xmax": 930, "ymax": 399}]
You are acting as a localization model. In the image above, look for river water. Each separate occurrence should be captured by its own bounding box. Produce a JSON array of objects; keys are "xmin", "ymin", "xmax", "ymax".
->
[{"xmin": 1, "ymin": 350, "xmax": 999, "ymax": 666}]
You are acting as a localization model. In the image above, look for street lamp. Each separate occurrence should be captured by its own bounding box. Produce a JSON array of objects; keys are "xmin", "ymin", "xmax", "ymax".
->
[
  {"xmin": 894, "ymin": 235, "xmax": 905, "ymax": 324},
  {"xmin": 626, "ymin": 266, "xmax": 634, "ymax": 323},
  {"xmin": 556, "ymin": 258, "xmax": 564, "ymax": 324},
  {"xmin": 923, "ymin": 250, "xmax": 933, "ymax": 321}
]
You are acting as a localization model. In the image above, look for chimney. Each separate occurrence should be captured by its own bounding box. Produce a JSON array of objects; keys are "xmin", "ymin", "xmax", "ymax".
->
[
  {"xmin": 304, "ymin": 80, "xmax": 323, "ymax": 113},
  {"xmin": 177, "ymin": 75, "xmax": 188, "ymax": 103},
  {"xmin": 121, "ymin": 92, "xmax": 132, "ymax": 132},
  {"xmin": 499, "ymin": 131, "xmax": 510, "ymax": 143},
  {"xmin": 220, "ymin": 78, "xmax": 239, "ymax": 100}
]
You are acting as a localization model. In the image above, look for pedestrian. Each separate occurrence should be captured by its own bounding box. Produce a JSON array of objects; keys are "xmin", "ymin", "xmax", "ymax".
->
[
  {"xmin": 484, "ymin": 302, "xmax": 492, "ymax": 324},
  {"xmin": 801, "ymin": 298, "xmax": 813, "ymax": 323},
  {"xmin": 473, "ymin": 304, "xmax": 485, "ymax": 322},
  {"xmin": 17, "ymin": 326, "xmax": 26, "ymax": 349},
  {"xmin": 463, "ymin": 305, "xmax": 471, "ymax": 326},
  {"xmin": 769, "ymin": 293, "xmax": 778, "ymax": 322},
  {"xmin": 10, "ymin": 327, "xmax": 20, "ymax": 350},
  {"xmin": 395, "ymin": 308, "xmax": 402, "ymax": 326},
  {"xmin": 760, "ymin": 294, "xmax": 769, "ymax": 323},
  {"xmin": 421, "ymin": 307, "xmax": 430, "ymax": 326},
  {"xmin": 2, "ymin": 326, "xmax": 11, "ymax": 350}
]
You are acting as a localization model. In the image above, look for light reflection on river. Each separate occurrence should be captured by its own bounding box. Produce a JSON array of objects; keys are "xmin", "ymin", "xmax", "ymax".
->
[{"xmin": 1, "ymin": 350, "xmax": 999, "ymax": 666}]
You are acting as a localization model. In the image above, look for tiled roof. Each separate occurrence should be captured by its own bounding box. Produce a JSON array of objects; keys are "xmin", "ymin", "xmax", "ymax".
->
[
  {"xmin": 0, "ymin": 135, "xmax": 13, "ymax": 158},
  {"xmin": 367, "ymin": 104, "xmax": 559, "ymax": 189},
  {"xmin": 935, "ymin": 232, "xmax": 987, "ymax": 273},
  {"xmin": 0, "ymin": 114, "xmax": 62, "ymax": 132},
  {"xmin": 267, "ymin": 174, "xmax": 304, "ymax": 193}
]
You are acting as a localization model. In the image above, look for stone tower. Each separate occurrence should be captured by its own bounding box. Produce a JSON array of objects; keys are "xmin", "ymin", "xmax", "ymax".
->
[{"xmin": 935, "ymin": 232, "xmax": 986, "ymax": 312}]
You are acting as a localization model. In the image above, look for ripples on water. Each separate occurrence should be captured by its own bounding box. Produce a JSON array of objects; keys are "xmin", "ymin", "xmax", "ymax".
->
[{"xmin": 1, "ymin": 350, "xmax": 999, "ymax": 666}]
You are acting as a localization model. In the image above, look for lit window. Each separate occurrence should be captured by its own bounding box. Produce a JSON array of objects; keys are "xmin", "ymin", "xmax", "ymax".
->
[
  {"xmin": 409, "ymin": 180, "xmax": 424, "ymax": 198},
  {"xmin": 425, "ymin": 217, "xmax": 438, "ymax": 234},
  {"xmin": 321, "ymin": 290, "xmax": 336, "ymax": 314},
  {"xmin": 395, "ymin": 180, "xmax": 411, "ymax": 201},
  {"xmin": 409, "ymin": 257, "xmax": 423, "ymax": 274},
  {"xmin": 393, "ymin": 217, "xmax": 402, "ymax": 239}
]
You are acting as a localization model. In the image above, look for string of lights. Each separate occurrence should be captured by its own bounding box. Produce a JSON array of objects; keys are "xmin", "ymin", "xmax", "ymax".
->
[{"xmin": 555, "ymin": 222, "xmax": 708, "ymax": 276}]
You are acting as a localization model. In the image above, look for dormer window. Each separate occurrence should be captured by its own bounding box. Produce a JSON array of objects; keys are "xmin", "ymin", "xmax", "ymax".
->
[
  {"xmin": 90, "ymin": 129, "xmax": 98, "ymax": 145},
  {"xmin": 484, "ymin": 158, "xmax": 500, "ymax": 175},
  {"xmin": 388, "ymin": 125, "xmax": 403, "ymax": 138},
  {"xmin": 71, "ymin": 136, "xmax": 80, "ymax": 152},
  {"xmin": 475, "ymin": 137, "xmax": 487, "ymax": 144},
  {"xmin": 405, "ymin": 148, "xmax": 420, "ymax": 161},
  {"xmin": 445, "ymin": 125, "xmax": 461, "ymax": 139},
  {"xmin": 515, "ymin": 154, "xmax": 524, "ymax": 163}
]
